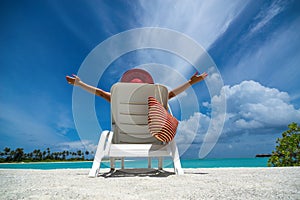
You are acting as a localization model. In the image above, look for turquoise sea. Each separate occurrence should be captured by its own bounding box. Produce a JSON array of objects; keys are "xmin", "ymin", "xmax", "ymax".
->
[{"xmin": 0, "ymin": 158, "xmax": 269, "ymax": 169}]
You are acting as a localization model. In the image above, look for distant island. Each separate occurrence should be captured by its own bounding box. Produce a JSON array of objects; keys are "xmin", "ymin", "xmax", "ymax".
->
[
  {"xmin": 255, "ymin": 154, "xmax": 271, "ymax": 158},
  {"xmin": 0, "ymin": 147, "xmax": 94, "ymax": 163}
]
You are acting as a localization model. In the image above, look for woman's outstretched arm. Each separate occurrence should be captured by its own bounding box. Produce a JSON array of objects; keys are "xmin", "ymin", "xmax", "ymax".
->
[
  {"xmin": 168, "ymin": 72, "xmax": 208, "ymax": 99},
  {"xmin": 66, "ymin": 74, "xmax": 111, "ymax": 102}
]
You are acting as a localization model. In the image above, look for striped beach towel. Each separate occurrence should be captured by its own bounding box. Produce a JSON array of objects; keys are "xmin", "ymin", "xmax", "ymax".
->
[{"xmin": 148, "ymin": 96, "xmax": 178, "ymax": 142}]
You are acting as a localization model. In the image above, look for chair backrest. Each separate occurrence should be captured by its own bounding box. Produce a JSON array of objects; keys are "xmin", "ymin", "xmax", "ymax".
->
[{"xmin": 110, "ymin": 83, "xmax": 168, "ymax": 144}]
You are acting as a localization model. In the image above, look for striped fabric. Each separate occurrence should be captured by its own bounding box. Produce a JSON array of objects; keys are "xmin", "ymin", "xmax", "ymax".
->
[{"xmin": 148, "ymin": 96, "xmax": 178, "ymax": 142}]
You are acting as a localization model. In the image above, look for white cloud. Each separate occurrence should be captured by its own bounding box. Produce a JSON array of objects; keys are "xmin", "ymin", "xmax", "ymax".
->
[
  {"xmin": 175, "ymin": 112, "xmax": 209, "ymax": 156},
  {"xmin": 57, "ymin": 140, "xmax": 97, "ymax": 152},
  {"xmin": 137, "ymin": 0, "xmax": 249, "ymax": 48},
  {"xmin": 55, "ymin": 110, "xmax": 76, "ymax": 136},
  {"xmin": 139, "ymin": 63, "xmax": 190, "ymax": 91},
  {"xmin": 176, "ymin": 112, "xmax": 209, "ymax": 143},
  {"xmin": 248, "ymin": 0, "xmax": 287, "ymax": 36},
  {"xmin": 222, "ymin": 80, "xmax": 300, "ymax": 130},
  {"xmin": 223, "ymin": 9, "xmax": 300, "ymax": 94},
  {"xmin": 134, "ymin": 0, "xmax": 249, "ymax": 81},
  {"xmin": 205, "ymin": 66, "xmax": 225, "ymax": 97},
  {"xmin": 175, "ymin": 80, "xmax": 300, "ymax": 157},
  {"xmin": 202, "ymin": 101, "xmax": 210, "ymax": 108}
]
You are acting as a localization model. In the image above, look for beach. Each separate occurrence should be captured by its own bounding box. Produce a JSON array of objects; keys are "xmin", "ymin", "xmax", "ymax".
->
[{"xmin": 1, "ymin": 167, "xmax": 299, "ymax": 200}]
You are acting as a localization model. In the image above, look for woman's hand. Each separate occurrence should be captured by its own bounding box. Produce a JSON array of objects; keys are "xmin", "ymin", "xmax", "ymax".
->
[
  {"xmin": 189, "ymin": 71, "xmax": 208, "ymax": 85},
  {"xmin": 66, "ymin": 74, "xmax": 81, "ymax": 86}
]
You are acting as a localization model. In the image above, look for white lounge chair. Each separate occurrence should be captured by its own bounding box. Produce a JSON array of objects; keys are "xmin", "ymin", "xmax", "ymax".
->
[{"xmin": 88, "ymin": 83, "xmax": 183, "ymax": 177}]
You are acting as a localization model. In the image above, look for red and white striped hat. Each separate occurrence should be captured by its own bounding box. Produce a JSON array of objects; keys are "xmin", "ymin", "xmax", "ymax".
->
[{"xmin": 120, "ymin": 69, "xmax": 154, "ymax": 84}]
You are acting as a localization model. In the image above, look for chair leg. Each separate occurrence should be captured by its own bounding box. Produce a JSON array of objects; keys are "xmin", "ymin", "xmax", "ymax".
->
[
  {"xmin": 121, "ymin": 158, "xmax": 125, "ymax": 169},
  {"xmin": 88, "ymin": 131, "xmax": 111, "ymax": 178},
  {"xmin": 110, "ymin": 158, "xmax": 115, "ymax": 170},
  {"xmin": 148, "ymin": 158, "xmax": 152, "ymax": 168},
  {"xmin": 158, "ymin": 157, "xmax": 163, "ymax": 170},
  {"xmin": 170, "ymin": 141, "xmax": 184, "ymax": 175}
]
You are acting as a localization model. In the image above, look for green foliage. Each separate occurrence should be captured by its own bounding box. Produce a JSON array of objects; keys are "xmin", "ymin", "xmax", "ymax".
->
[
  {"xmin": 268, "ymin": 122, "xmax": 300, "ymax": 167},
  {"xmin": 0, "ymin": 147, "xmax": 93, "ymax": 163}
]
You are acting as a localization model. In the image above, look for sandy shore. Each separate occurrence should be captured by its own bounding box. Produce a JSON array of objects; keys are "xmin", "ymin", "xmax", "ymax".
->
[{"xmin": 1, "ymin": 167, "xmax": 299, "ymax": 200}]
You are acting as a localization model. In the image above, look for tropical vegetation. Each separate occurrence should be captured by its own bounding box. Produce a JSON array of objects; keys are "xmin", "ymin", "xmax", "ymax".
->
[
  {"xmin": 0, "ymin": 147, "xmax": 93, "ymax": 163},
  {"xmin": 268, "ymin": 122, "xmax": 300, "ymax": 167}
]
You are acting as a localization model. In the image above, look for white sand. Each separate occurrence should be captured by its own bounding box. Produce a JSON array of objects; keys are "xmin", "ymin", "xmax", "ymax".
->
[{"xmin": 0, "ymin": 167, "xmax": 299, "ymax": 200}]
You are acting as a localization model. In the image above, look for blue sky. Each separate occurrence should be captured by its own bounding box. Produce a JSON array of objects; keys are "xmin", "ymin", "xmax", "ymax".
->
[{"xmin": 1, "ymin": 0, "xmax": 300, "ymax": 158}]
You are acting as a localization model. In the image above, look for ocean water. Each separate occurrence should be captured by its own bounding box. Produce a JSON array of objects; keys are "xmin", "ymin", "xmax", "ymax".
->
[{"xmin": 0, "ymin": 158, "xmax": 269, "ymax": 170}]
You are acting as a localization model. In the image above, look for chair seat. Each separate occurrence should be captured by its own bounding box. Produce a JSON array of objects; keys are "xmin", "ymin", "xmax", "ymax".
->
[{"xmin": 108, "ymin": 144, "xmax": 171, "ymax": 157}]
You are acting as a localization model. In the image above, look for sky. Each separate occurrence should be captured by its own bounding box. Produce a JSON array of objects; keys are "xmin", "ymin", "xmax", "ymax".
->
[{"xmin": 1, "ymin": 0, "xmax": 300, "ymax": 158}]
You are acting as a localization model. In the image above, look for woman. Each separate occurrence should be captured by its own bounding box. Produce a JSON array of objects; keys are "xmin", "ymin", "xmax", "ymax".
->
[{"xmin": 66, "ymin": 68, "xmax": 207, "ymax": 102}]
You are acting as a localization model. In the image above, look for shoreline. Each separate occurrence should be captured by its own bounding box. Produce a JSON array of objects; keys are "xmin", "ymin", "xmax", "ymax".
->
[
  {"xmin": 0, "ymin": 158, "xmax": 270, "ymax": 170},
  {"xmin": 0, "ymin": 158, "xmax": 268, "ymax": 170},
  {"xmin": 0, "ymin": 160, "xmax": 94, "ymax": 164},
  {"xmin": 0, "ymin": 157, "xmax": 269, "ymax": 164},
  {"xmin": 0, "ymin": 166, "xmax": 298, "ymax": 170},
  {"xmin": 1, "ymin": 167, "xmax": 299, "ymax": 199},
  {"xmin": 0, "ymin": 166, "xmax": 298, "ymax": 171}
]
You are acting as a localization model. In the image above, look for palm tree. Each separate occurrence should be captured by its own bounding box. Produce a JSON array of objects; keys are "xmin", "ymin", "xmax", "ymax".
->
[
  {"xmin": 9, "ymin": 150, "xmax": 15, "ymax": 162},
  {"xmin": 2, "ymin": 147, "xmax": 11, "ymax": 161},
  {"xmin": 54, "ymin": 152, "xmax": 59, "ymax": 160},
  {"xmin": 28, "ymin": 152, "xmax": 33, "ymax": 160},
  {"xmin": 33, "ymin": 149, "xmax": 42, "ymax": 161},
  {"xmin": 66, "ymin": 151, "xmax": 69, "ymax": 160},
  {"xmin": 42, "ymin": 151, "xmax": 47, "ymax": 160},
  {"xmin": 62, "ymin": 151, "xmax": 67, "ymax": 160},
  {"xmin": 58, "ymin": 152, "xmax": 63, "ymax": 160},
  {"xmin": 85, "ymin": 150, "xmax": 90, "ymax": 161},
  {"xmin": 38, "ymin": 151, "xmax": 43, "ymax": 161},
  {"xmin": 46, "ymin": 148, "xmax": 51, "ymax": 159},
  {"xmin": 77, "ymin": 150, "xmax": 82, "ymax": 157},
  {"xmin": 33, "ymin": 149, "xmax": 37, "ymax": 160},
  {"xmin": 4, "ymin": 147, "xmax": 11, "ymax": 155},
  {"xmin": 15, "ymin": 148, "xmax": 24, "ymax": 162}
]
